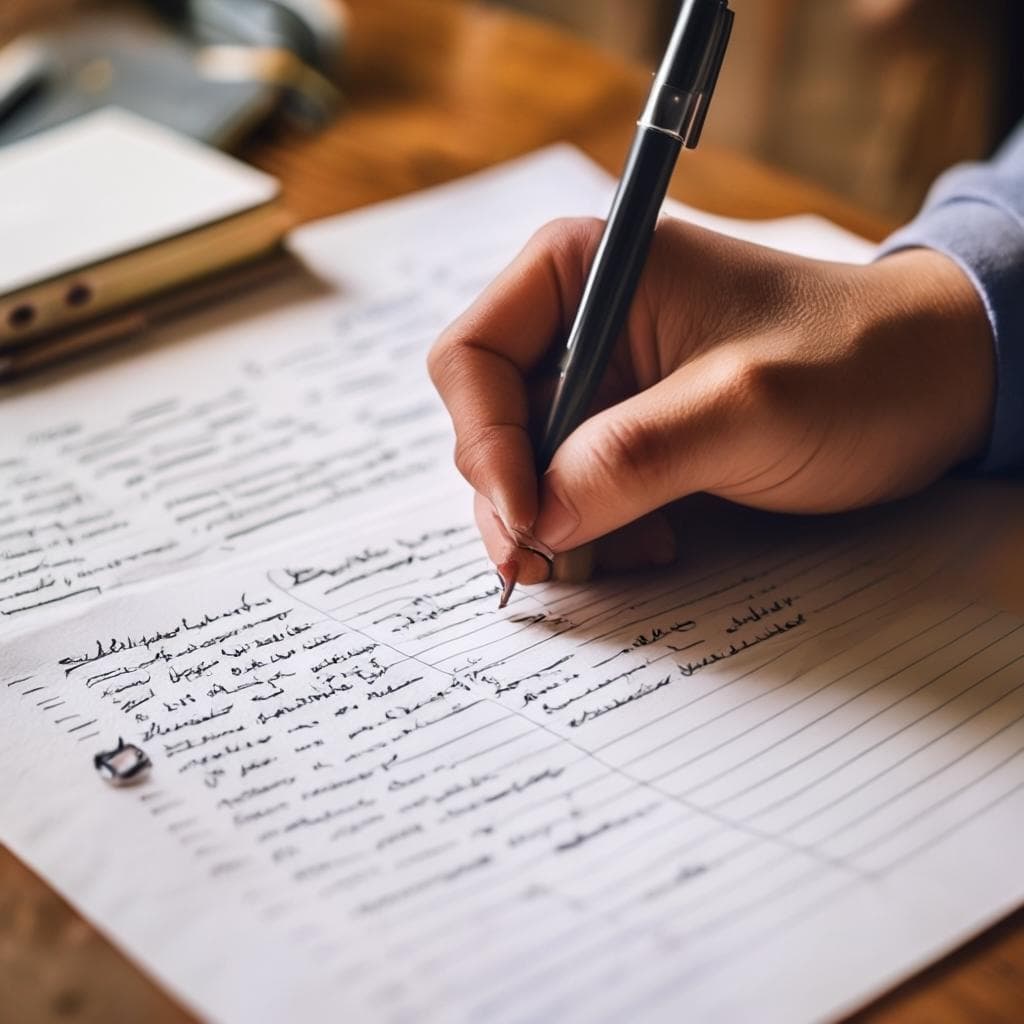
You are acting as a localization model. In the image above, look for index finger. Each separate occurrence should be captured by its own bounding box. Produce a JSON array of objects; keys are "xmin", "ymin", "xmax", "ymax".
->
[{"xmin": 427, "ymin": 217, "xmax": 602, "ymax": 536}]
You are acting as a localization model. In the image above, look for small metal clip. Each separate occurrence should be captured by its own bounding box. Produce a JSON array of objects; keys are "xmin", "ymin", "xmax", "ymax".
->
[{"xmin": 94, "ymin": 737, "xmax": 151, "ymax": 787}]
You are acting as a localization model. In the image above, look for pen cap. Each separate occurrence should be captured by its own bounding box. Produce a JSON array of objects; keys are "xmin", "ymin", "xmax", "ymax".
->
[{"xmin": 640, "ymin": 0, "xmax": 733, "ymax": 149}]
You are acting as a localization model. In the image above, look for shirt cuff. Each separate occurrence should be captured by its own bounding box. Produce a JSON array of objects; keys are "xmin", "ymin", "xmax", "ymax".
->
[{"xmin": 877, "ymin": 198, "xmax": 1024, "ymax": 474}]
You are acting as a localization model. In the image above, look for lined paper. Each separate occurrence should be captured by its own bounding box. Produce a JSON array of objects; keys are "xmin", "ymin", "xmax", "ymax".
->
[
  {"xmin": 4, "ymin": 147, "xmax": 1023, "ymax": 1024},
  {"xmin": 5, "ymin": 497, "xmax": 1024, "ymax": 1023}
]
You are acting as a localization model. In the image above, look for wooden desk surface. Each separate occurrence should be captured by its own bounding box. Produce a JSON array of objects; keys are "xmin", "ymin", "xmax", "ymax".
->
[{"xmin": 2, "ymin": 1, "xmax": 1022, "ymax": 1022}]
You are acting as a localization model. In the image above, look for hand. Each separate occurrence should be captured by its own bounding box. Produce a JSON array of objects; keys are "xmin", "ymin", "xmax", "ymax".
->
[{"xmin": 427, "ymin": 216, "xmax": 995, "ymax": 584}]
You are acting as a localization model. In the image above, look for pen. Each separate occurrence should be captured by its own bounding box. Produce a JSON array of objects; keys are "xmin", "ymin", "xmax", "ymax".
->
[
  {"xmin": 0, "ymin": 37, "xmax": 50, "ymax": 124},
  {"xmin": 497, "ymin": 0, "xmax": 733, "ymax": 608}
]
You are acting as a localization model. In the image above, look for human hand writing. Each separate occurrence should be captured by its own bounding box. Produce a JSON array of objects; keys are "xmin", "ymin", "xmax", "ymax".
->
[{"xmin": 427, "ymin": 216, "xmax": 994, "ymax": 585}]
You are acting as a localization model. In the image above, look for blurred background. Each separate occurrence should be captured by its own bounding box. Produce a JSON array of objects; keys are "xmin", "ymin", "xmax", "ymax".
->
[
  {"xmin": 3, "ymin": 0, "xmax": 1022, "ymax": 223},
  {"xmin": 497, "ymin": 0, "xmax": 1023, "ymax": 222}
]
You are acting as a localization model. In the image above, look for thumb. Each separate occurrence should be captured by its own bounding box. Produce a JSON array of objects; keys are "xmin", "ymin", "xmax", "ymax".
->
[{"xmin": 531, "ymin": 357, "xmax": 739, "ymax": 552}]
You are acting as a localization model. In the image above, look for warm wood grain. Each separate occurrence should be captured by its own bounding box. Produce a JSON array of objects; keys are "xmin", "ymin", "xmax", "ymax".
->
[
  {"xmin": 0, "ymin": 853, "xmax": 194, "ymax": 1024},
  {"xmin": 245, "ymin": 0, "xmax": 894, "ymax": 240},
  {"xmin": 2, "ymin": 2, "xmax": 1021, "ymax": 1022}
]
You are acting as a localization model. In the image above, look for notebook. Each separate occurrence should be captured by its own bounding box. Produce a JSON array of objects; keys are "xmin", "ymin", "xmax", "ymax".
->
[{"xmin": 0, "ymin": 107, "xmax": 287, "ymax": 350}]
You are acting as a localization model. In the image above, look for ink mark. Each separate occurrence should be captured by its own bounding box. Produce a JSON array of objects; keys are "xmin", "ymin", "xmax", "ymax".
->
[{"xmin": 94, "ymin": 738, "xmax": 152, "ymax": 786}]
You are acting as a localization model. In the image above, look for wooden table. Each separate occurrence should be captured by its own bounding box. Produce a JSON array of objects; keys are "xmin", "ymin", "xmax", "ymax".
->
[{"xmin": 2, "ymin": 1, "xmax": 1022, "ymax": 1021}]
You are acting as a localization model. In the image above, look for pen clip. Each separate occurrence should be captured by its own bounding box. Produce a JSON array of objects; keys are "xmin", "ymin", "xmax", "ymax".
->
[
  {"xmin": 637, "ymin": 2, "xmax": 734, "ymax": 148},
  {"xmin": 684, "ymin": 4, "xmax": 733, "ymax": 149}
]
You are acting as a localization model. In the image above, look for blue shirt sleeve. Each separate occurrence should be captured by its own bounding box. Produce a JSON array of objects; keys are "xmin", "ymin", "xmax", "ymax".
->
[{"xmin": 877, "ymin": 120, "xmax": 1024, "ymax": 473}]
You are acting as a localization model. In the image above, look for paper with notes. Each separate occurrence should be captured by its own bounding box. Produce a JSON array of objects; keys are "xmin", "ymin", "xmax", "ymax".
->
[
  {"xmin": 0, "ymin": 147, "xmax": 871, "ymax": 639},
  {"xmin": 4, "ymin": 146, "xmax": 1024, "ymax": 1024}
]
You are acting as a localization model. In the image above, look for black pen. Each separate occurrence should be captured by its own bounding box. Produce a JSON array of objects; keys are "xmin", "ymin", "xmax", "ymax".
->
[
  {"xmin": 537, "ymin": 0, "xmax": 733, "ymax": 469},
  {"xmin": 497, "ymin": 0, "xmax": 733, "ymax": 609},
  {"xmin": 0, "ymin": 38, "xmax": 50, "ymax": 125}
]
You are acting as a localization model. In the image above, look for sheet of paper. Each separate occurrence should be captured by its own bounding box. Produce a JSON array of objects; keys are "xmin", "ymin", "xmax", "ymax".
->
[
  {"xmin": 9, "ymin": 146, "xmax": 1022, "ymax": 1024},
  {"xmin": 0, "ymin": 146, "xmax": 874, "ymax": 639},
  {"xmin": 5, "ymin": 493, "xmax": 1024, "ymax": 1023}
]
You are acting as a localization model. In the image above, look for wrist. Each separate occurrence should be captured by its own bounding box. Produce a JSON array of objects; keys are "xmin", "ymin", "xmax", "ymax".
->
[{"xmin": 862, "ymin": 248, "xmax": 996, "ymax": 469}]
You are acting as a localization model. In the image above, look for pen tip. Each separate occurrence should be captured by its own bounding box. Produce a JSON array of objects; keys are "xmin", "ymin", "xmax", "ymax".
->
[{"xmin": 496, "ymin": 558, "xmax": 519, "ymax": 610}]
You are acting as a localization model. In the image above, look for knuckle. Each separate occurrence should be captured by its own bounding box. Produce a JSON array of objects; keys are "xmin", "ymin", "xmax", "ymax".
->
[
  {"xmin": 710, "ymin": 351, "xmax": 784, "ymax": 417},
  {"xmin": 426, "ymin": 333, "xmax": 473, "ymax": 397},
  {"xmin": 529, "ymin": 216, "xmax": 604, "ymax": 258},
  {"xmin": 425, "ymin": 343, "xmax": 443, "ymax": 387},
  {"xmin": 732, "ymin": 355, "xmax": 775, "ymax": 405},
  {"xmin": 452, "ymin": 423, "xmax": 520, "ymax": 487},
  {"xmin": 702, "ymin": 350, "xmax": 811, "ymax": 467},
  {"xmin": 583, "ymin": 415, "xmax": 666, "ymax": 498},
  {"xmin": 453, "ymin": 434, "xmax": 487, "ymax": 485},
  {"xmin": 426, "ymin": 334, "xmax": 455, "ymax": 386}
]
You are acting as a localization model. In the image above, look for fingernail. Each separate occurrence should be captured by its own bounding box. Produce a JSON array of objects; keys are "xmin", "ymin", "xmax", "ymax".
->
[
  {"xmin": 512, "ymin": 544, "xmax": 554, "ymax": 586},
  {"xmin": 496, "ymin": 559, "xmax": 519, "ymax": 609},
  {"xmin": 533, "ymin": 477, "xmax": 580, "ymax": 551},
  {"xmin": 509, "ymin": 529, "xmax": 553, "ymax": 562}
]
